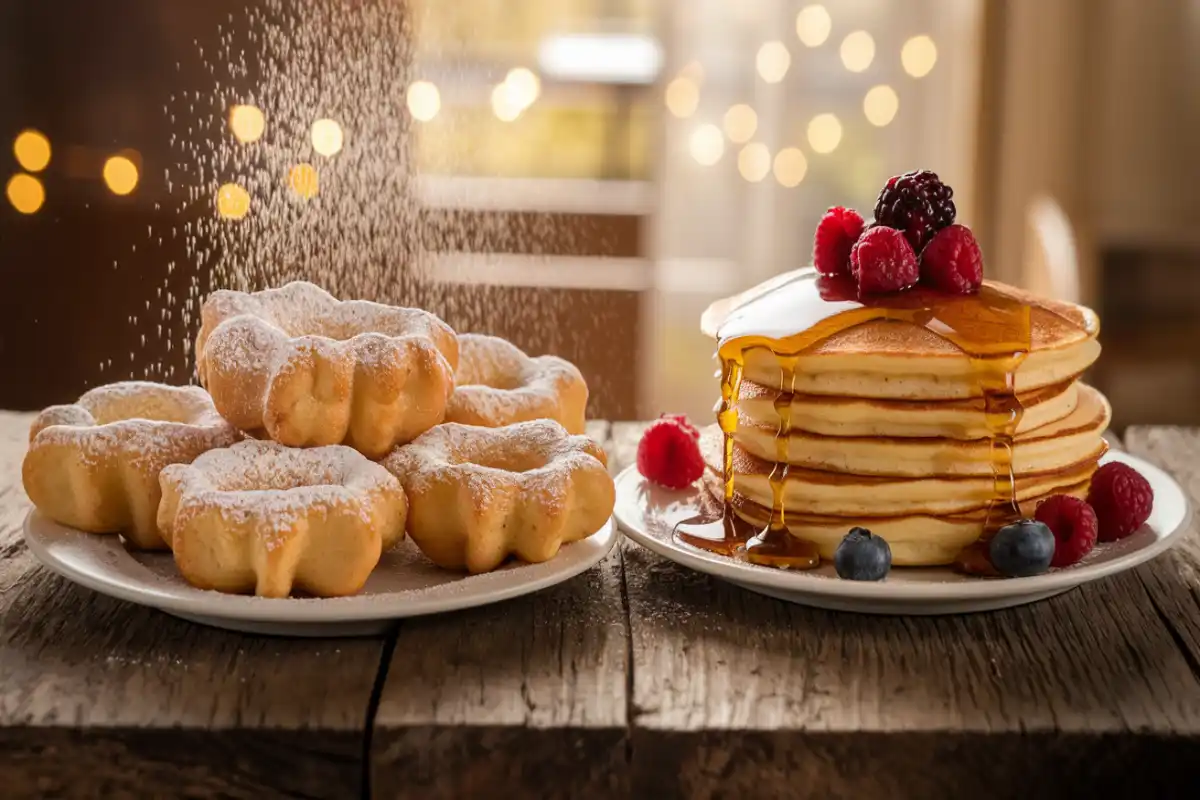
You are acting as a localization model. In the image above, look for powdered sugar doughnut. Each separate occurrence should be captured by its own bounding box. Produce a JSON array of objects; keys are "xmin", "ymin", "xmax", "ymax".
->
[
  {"xmin": 196, "ymin": 281, "xmax": 459, "ymax": 459},
  {"xmin": 382, "ymin": 419, "xmax": 613, "ymax": 573},
  {"xmin": 158, "ymin": 440, "xmax": 406, "ymax": 598},
  {"xmin": 445, "ymin": 334, "xmax": 587, "ymax": 434},
  {"xmin": 22, "ymin": 381, "xmax": 240, "ymax": 549}
]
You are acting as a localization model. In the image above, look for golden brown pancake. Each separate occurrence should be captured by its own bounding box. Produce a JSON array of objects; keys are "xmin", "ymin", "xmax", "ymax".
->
[
  {"xmin": 700, "ymin": 424, "xmax": 1102, "ymax": 517},
  {"xmin": 731, "ymin": 383, "xmax": 1110, "ymax": 478},
  {"xmin": 737, "ymin": 378, "xmax": 1080, "ymax": 439}
]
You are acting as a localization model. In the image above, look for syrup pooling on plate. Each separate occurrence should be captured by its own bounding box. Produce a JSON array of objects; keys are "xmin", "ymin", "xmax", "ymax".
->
[{"xmin": 675, "ymin": 268, "xmax": 1049, "ymax": 569}]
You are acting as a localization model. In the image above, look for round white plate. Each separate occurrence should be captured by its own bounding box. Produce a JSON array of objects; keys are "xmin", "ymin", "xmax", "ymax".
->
[
  {"xmin": 614, "ymin": 451, "xmax": 1190, "ymax": 615},
  {"xmin": 23, "ymin": 512, "xmax": 617, "ymax": 637}
]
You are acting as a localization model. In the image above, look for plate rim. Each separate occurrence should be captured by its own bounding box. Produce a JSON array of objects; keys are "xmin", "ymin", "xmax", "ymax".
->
[
  {"xmin": 614, "ymin": 451, "xmax": 1191, "ymax": 602},
  {"xmin": 23, "ymin": 511, "xmax": 618, "ymax": 623}
]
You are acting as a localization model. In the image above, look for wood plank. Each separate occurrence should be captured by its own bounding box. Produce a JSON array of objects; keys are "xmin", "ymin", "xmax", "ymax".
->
[
  {"xmin": 1124, "ymin": 426, "xmax": 1200, "ymax": 683},
  {"xmin": 370, "ymin": 421, "xmax": 630, "ymax": 799},
  {"xmin": 611, "ymin": 423, "xmax": 1200, "ymax": 798},
  {"xmin": 0, "ymin": 412, "xmax": 384, "ymax": 799}
]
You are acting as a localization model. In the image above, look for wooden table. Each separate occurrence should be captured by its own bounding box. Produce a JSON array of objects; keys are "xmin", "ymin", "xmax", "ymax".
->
[{"xmin": 2, "ymin": 412, "xmax": 1199, "ymax": 798}]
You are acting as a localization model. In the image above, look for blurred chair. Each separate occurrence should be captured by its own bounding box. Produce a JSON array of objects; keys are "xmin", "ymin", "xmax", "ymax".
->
[{"xmin": 1022, "ymin": 195, "xmax": 1080, "ymax": 303}]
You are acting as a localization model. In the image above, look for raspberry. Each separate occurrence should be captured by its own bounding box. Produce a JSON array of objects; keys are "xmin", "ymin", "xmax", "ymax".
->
[
  {"xmin": 1087, "ymin": 462, "xmax": 1154, "ymax": 541},
  {"xmin": 849, "ymin": 226, "xmax": 919, "ymax": 294},
  {"xmin": 1034, "ymin": 495, "xmax": 1098, "ymax": 568},
  {"xmin": 920, "ymin": 224, "xmax": 983, "ymax": 294},
  {"xmin": 659, "ymin": 413, "xmax": 700, "ymax": 440},
  {"xmin": 813, "ymin": 206, "xmax": 865, "ymax": 277},
  {"xmin": 637, "ymin": 417, "xmax": 704, "ymax": 489},
  {"xmin": 873, "ymin": 170, "xmax": 956, "ymax": 252}
]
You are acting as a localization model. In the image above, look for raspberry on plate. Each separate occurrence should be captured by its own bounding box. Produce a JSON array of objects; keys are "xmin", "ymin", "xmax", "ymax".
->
[
  {"xmin": 637, "ymin": 416, "xmax": 705, "ymax": 489},
  {"xmin": 1087, "ymin": 462, "xmax": 1154, "ymax": 541},
  {"xmin": 850, "ymin": 226, "xmax": 919, "ymax": 294},
  {"xmin": 1034, "ymin": 495, "xmax": 1098, "ymax": 568},
  {"xmin": 813, "ymin": 206, "xmax": 865, "ymax": 278},
  {"xmin": 920, "ymin": 224, "xmax": 983, "ymax": 294}
]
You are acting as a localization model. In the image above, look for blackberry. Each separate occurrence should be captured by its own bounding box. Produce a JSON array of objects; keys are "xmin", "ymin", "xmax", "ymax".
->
[{"xmin": 872, "ymin": 170, "xmax": 956, "ymax": 252}]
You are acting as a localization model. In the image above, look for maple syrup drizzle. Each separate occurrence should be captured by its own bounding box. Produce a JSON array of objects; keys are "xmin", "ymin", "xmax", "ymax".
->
[{"xmin": 675, "ymin": 269, "xmax": 1040, "ymax": 572}]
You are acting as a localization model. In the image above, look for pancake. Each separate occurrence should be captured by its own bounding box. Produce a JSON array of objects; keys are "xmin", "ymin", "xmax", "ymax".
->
[
  {"xmin": 700, "ymin": 427, "xmax": 1101, "ymax": 519},
  {"xmin": 703, "ymin": 271, "xmax": 1101, "ymax": 401},
  {"xmin": 736, "ymin": 378, "xmax": 1080, "ymax": 440},
  {"xmin": 733, "ymin": 383, "xmax": 1110, "ymax": 478},
  {"xmin": 721, "ymin": 481, "xmax": 1091, "ymax": 566}
]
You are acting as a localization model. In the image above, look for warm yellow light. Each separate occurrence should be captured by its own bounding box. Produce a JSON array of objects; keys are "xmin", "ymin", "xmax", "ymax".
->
[
  {"xmin": 311, "ymin": 118, "xmax": 344, "ymax": 157},
  {"xmin": 229, "ymin": 105, "xmax": 265, "ymax": 143},
  {"xmin": 689, "ymin": 124, "xmax": 725, "ymax": 166},
  {"xmin": 217, "ymin": 183, "xmax": 251, "ymax": 220},
  {"xmin": 491, "ymin": 83, "xmax": 522, "ymax": 122},
  {"xmin": 6, "ymin": 174, "xmax": 44, "ymax": 214},
  {"xmin": 773, "ymin": 148, "xmax": 808, "ymax": 187},
  {"xmin": 103, "ymin": 156, "xmax": 139, "ymax": 195},
  {"xmin": 902, "ymin": 35, "xmax": 938, "ymax": 78},
  {"xmin": 840, "ymin": 31, "xmax": 875, "ymax": 73},
  {"xmin": 504, "ymin": 67, "xmax": 541, "ymax": 110},
  {"xmin": 665, "ymin": 77, "xmax": 699, "ymax": 118},
  {"xmin": 406, "ymin": 81, "xmax": 441, "ymax": 122},
  {"xmin": 288, "ymin": 163, "xmax": 319, "ymax": 200},
  {"xmin": 807, "ymin": 113, "xmax": 843, "ymax": 154},
  {"xmin": 723, "ymin": 104, "xmax": 758, "ymax": 144},
  {"xmin": 13, "ymin": 130, "xmax": 51, "ymax": 172},
  {"xmin": 863, "ymin": 85, "xmax": 900, "ymax": 126},
  {"xmin": 756, "ymin": 41, "xmax": 791, "ymax": 84},
  {"xmin": 737, "ymin": 143, "xmax": 771, "ymax": 183},
  {"xmin": 795, "ymin": 5, "xmax": 832, "ymax": 47}
]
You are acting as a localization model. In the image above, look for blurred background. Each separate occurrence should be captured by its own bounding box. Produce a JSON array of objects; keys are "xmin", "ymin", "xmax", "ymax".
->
[{"xmin": 1, "ymin": 0, "xmax": 1197, "ymax": 429}]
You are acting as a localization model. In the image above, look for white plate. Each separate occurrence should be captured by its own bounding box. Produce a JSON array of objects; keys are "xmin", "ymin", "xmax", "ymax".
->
[
  {"xmin": 23, "ymin": 512, "xmax": 617, "ymax": 637},
  {"xmin": 614, "ymin": 451, "xmax": 1190, "ymax": 615}
]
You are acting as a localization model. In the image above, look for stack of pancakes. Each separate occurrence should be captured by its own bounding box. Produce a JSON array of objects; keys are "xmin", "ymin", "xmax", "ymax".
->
[{"xmin": 700, "ymin": 282, "xmax": 1109, "ymax": 566}]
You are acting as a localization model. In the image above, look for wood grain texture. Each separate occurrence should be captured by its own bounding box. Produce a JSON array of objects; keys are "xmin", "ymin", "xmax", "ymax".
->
[
  {"xmin": 0, "ymin": 412, "xmax": 382, "ymax": 799},
  {"xmin": 1125, "ymin": 426, "xmax": 1200, "ymax": 686},
  {"xmin": 611, "ymin": 423, "xmax": 1200, "ymax": 798},
  {"xmin": 370, "ymin": 421, "xmax": 630, "ymax": 799}
]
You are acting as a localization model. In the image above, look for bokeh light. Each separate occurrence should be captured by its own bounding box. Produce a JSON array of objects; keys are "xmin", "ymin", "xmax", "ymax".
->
[
  {"xmin": 773, "ymin": 148, "xmax": 809, "ymax": 187},
  {"xmin": 311, "ymin": 118, "xmax": 344, "ymax": 156},
  {"xmin": 406, "ymin": 81, "xmax": 441, "ymax": 122},
  {"xmin": 505, "ymin": 67, "xmax": 541, "ymax": 109},
  {"xmin": 756, "ymin": 41, "xmax": 791, "ymax": 83},
  {"xmin": 13, "ymin": 130, "xmax": 51, "ymax": 172},
  {"xmin": 863, "ymin": 85, "xmax": 900, "ymax": 126},
  {"xmin": 102, "ymin": 155, "xmax": 139, "ymax": 195},
  {"xmin": 723, "ymin": 104, "xmax": 758, "ymax": 144},
  {"xmin": 665, "ymin": 77, "xmax": 699, "ymax": 118},
  {"xmin": 737, "ymin": 143, "xmax": 771, "ymax": 183},
  {"xmin": 217, "ymin": 183, "xmax": 251, "ymax": 219},
  {"xmin": 491, "ymin": 83, "xmax": 523, "ymax": 122},
  {"xmin": 6, "ymin": 174, "xmax": 44, "ymax": 214},
  {"xmin": 288, "ymin": 163, "xmax": 319, "ymax": 200},
  {"xmin": 229, "ymin": 105, "xmax": 266, "ymax": 143},
  {"xmin": 795, "ymin": 5, "xmax": 832, "ymax": 48},
  {"xmin": 689, "ymin": 124, "xmax": 725, "ymax": 166},
  {"xmin": 902, "ymin": 35, "xmax": 938, "ymax": 78},
  {"xmin": 840, "ymin": 31, "xmax": 876, "ymax": 73},
  {"xmin": 807, "ymin": 113, "xmax": 843, "ymax": 154}
]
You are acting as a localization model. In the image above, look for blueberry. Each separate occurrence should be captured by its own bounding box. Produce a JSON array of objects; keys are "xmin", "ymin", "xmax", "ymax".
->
[
  {"xmin": 988, "ymin": 520, "xmax": 1055, "ymax": 577},
  {"xmin": 834, "ymin": 527, "xmax": 892, "ymax": 581}
]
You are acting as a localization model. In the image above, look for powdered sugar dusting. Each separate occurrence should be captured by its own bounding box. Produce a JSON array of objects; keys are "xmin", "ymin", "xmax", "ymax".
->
[
  {"xmin": 447, "ymin": 334, "xmax": 585, "ymax": 430},
  {"xmin": 176, "ymin": 439, "xmax": 396, "ymax": 495},
  {"xmin": 29, "ymin": 381, "xmax": 238, "ymax": 466}
]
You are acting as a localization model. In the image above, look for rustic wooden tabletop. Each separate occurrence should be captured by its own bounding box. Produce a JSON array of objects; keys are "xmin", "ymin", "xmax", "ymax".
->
[{"xmin": 1, "ymin": 411, "xmax": 1198, "ymax": 799}]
